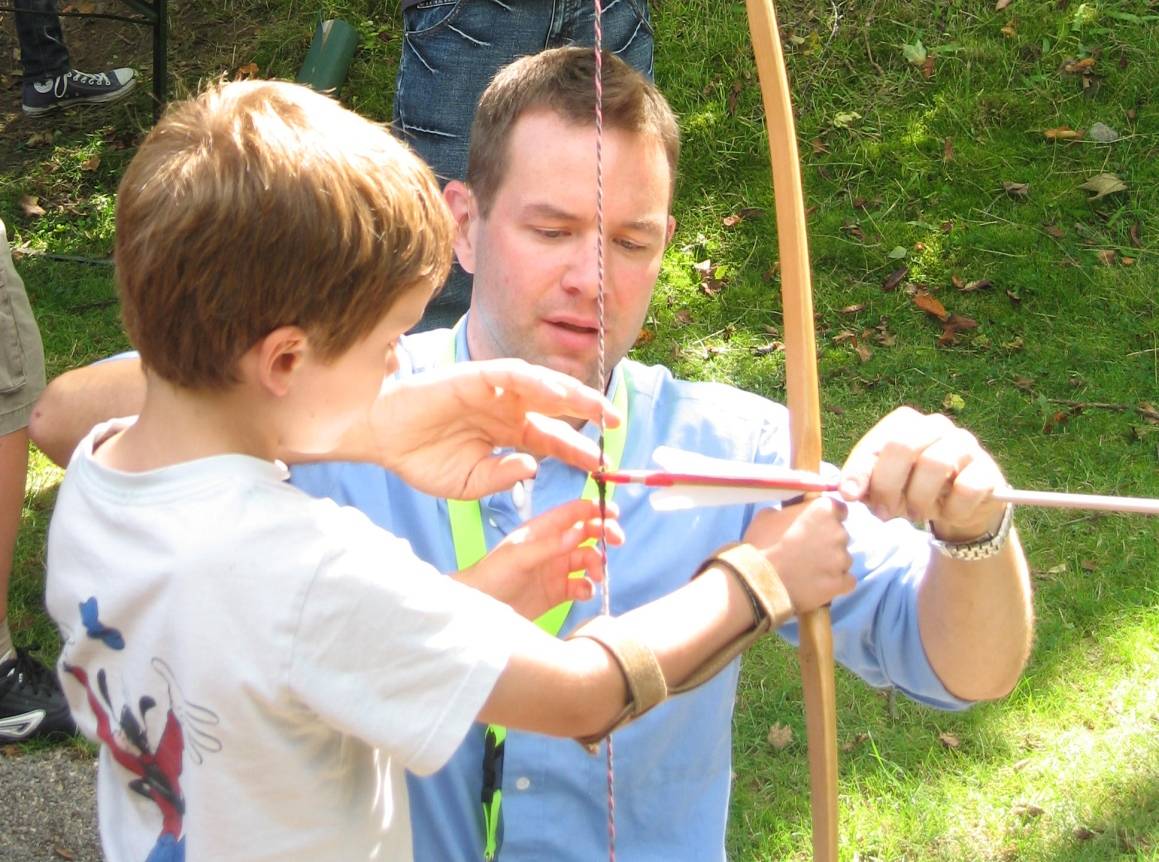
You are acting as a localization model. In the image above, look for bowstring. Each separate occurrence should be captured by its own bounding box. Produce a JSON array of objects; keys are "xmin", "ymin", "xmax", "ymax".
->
[{"xmin": 591, "ymin": 4, "xmax": 617, "ymax": 860}]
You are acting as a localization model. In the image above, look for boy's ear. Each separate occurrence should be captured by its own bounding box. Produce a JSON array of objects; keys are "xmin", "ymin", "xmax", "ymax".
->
[
  {"xmin": 665, "ymin": 216, "xmax": 677, "ymax": 246},
  {"xmin": 443, "ymin": 180, "xmax": 478, "ymax": 275},
  {"xmin": 252, "ymin": 325, "xmax": 310, "ymax": 398}
]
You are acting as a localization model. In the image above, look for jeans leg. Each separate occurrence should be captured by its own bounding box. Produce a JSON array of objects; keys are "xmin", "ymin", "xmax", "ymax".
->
[
  {"xmin": 558, "ymin": 0, "xmax": 654, "ymax": 79},
  {"xmin": 13, "ymin": 0, "xmax": 71, "ymax": 81}
]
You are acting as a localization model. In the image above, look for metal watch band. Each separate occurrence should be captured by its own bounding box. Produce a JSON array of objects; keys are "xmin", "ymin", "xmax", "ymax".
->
[{"xmin": 929, "ymin": 504, "xmax": 1014, "ymax": 561}]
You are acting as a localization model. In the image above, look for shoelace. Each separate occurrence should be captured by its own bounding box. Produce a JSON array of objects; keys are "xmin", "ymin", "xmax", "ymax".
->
[
  {"xmin": 0, "ymin": 649, "xmax": 58, "ymax": 698},
  {"xmin": 68, "ymin": 70, "xmax": 112, "ymax": 88}
]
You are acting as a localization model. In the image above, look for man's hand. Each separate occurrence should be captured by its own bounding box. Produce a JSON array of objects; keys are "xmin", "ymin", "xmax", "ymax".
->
[
  {"xmin": 455, "ymin": 499, "xmax": 624, "ymax": 619},
  {"xmin": 742, "ymin": 497, "xmax": 854, "ymax": 614},
  {"xmin": 364, "ymin": 359, "xmax": 622, "ymax": 500},
  {"xmin": 838, "ymin": 406, "xmax": 1008, "ymax": 542}
]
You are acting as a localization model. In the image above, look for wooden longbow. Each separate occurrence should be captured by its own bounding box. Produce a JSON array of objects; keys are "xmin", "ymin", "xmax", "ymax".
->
[{"xmin": 744, "ymin": 0, "xmax": 840, "ymax": 859}]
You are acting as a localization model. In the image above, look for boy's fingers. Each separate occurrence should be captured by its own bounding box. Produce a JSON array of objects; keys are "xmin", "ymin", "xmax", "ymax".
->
[{"xmin": 479, "ymin": 360, "xmax": 623, "ymax": 429}]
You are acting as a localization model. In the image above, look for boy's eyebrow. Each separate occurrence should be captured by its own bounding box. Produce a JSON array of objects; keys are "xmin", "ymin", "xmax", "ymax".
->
[{"xmin": 520, "ymin": 202, "xmax": 666, "ymax": 235}]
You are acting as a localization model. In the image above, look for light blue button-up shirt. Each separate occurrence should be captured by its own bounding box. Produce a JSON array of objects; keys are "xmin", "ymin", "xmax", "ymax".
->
[{"xmin": 291, "ymin": 322, "xmax": 969, "ymax": 862}]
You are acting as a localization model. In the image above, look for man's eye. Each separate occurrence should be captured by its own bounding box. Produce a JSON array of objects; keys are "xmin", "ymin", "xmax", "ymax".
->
[
  {"xmin": 616, "ymin": 238, "xmax": 646, "ymax": 252},
  {"xmin": 535, "ymin": 228, "xmax": 566, "ymax": 239}
]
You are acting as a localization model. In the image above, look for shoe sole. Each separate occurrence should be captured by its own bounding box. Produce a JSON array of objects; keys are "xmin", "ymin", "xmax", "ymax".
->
[{"xmin": 22, "ymin": 77, "xmax": 138, "ymax": 117}]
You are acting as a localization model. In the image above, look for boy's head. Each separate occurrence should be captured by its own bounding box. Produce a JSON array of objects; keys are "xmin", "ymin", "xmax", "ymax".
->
[
  {"xmin": 466, "ymin": 47, "xmax": 680, "ymax": 216},
  {"xmin": 116, "ymin": 80, "xmax": 454, "ymax": 389}
]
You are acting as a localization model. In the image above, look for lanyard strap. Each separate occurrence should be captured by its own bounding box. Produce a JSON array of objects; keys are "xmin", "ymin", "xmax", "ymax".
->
[{"xmin": 441, "ymin": 330, "xmax": 630, "ymax": 859}]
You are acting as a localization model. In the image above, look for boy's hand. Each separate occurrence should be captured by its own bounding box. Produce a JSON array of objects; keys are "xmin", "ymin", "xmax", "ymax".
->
[
  {"xmin": 838, "ymin": 406, "xmax": 1008, "ymax": 542},
  {"xmin": 369, "ymin": 359, "xmax": 622, "ymax": 499},
  {"xmin": 455, "ymin": 499, "xmax": 624, "ymax": 620},
  {"xmin": 741, "ymin": 498, "xmax": 854, "ymax": 615}
]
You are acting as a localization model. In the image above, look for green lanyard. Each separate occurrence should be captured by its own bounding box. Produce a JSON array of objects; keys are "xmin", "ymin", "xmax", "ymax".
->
[{"xmin": 441, "ymin": 330, "xmax": 630, "ymax": 860}]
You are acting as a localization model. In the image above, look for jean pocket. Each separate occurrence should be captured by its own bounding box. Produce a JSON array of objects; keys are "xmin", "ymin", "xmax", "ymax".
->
[
  {"xmin": 0, "ymin": 288, "xmax": 28, "ymax": 395},
  {"xmin": 403, "ymin": 0, "xmax": 469, "ymax": 37}
]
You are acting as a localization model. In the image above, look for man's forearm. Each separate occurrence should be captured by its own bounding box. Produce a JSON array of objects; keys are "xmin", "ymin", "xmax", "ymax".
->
[
  {"xmin": 30, "ymin": 358, "xmax": 146, "ymax": 466},
  {"xmin": 917, "ymin": 529, "xmax": 1033, "ymax": 702}
]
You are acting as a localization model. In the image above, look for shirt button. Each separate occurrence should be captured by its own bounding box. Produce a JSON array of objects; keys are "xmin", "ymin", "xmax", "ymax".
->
[
  {"xmin": 488, "ymin": 517, "xmax": 499, "ymax": 529},
  {"xmin": 514, "ymin": 776, "xmax": 531, "ymax": 791}
]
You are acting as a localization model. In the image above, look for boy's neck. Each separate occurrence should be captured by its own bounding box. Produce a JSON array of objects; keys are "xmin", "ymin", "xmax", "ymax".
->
[{"xmin": 96, "ymin": 375, "xmax": 277, "ymax": 472}]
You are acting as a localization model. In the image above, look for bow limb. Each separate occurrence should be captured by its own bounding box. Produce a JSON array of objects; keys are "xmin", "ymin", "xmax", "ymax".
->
[{"xmin": 744, "ymin": 1, "xmax": 839, "ymax": 859}]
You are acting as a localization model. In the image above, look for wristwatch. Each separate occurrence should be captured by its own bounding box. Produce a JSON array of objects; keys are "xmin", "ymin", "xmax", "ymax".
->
[{"xmin": 929, "ymin": 504, "xmax": 1014, "ymax": 561}]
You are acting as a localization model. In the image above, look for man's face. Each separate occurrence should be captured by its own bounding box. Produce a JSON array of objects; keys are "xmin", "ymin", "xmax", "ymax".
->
[{"xmin": 458, "ymin": 109, "xmax": 675, "ymax": 391}]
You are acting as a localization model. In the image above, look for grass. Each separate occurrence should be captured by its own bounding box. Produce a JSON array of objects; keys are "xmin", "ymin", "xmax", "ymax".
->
[{"xmin": 2, "ymin": 0, "xmax": 1157, "ymax": 858}]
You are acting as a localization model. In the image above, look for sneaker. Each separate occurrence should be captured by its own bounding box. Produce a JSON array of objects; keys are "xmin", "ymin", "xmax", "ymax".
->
[
  {"xmin": 0, "ymin": 649, "xmax": 77, "ymax": 741},
  {"xmin": 22, "ymin": 67, "xmax": 137, "ymax": 116}
]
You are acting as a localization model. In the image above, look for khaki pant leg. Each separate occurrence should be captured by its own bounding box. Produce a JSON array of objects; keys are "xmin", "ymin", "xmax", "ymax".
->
[{"xmin": 0, "ymin": 218, "xmax": 46, "ymax": 436}]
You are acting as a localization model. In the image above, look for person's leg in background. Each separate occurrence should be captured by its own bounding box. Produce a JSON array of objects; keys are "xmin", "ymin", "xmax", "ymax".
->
[
  {"xmin": 13, "ymin": 0, "xmax": 136, "ymax": 116},
  {"xmin": 393, "ymin": 0, "xmax": 653, "ymax": 332},
  {"xmin": 0, "ymin": 218, "xmax": 74, "ymax": 741}
]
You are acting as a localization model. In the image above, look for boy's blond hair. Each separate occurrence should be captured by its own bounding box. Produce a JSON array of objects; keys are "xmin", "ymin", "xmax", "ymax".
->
[
  {"xmin": 467, "ymin": 47, "xmax": 680, "ymax": 216},
  {"xmin": 116, "ymin": 80, "xmax": 454, "ymax": 389}
]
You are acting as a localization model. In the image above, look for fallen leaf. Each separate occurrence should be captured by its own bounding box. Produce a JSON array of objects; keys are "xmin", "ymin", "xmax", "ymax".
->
[
  {"xmin": 1042, "ymin": 411, "xmax": 1071, "ymax": 434},
  {"xmin": 52, "ymin": 848, "xmax": 76, "ymax": 861},
  {"xmin": 882, "ymin": 266, "xmax": 908, "ymax": 292},
  {"xmin": 721, "ymin": 207, "xmax": 765, "ymax": 228},
  {"xmin": 19, "ymin": 195, "xmax": 46, "ymax": 218},
  {"xmin": 914, "ymin": 291, "xmax": 949, "ymax": 321},
  {"xmin": 943, "ymin": 393, "xmax": 966, "ymax": 412},
  {"xmin": 996, "ymin": 0, "xmax": 1013, "ymax": 8},
  {"xmin": 902, "ymin": 40, "xmax": 927, "ymax": 66},
  {"xmin": 80, "ymin": 154, "xmax": 101, "ymax": 172},
  {"xmin": 887, "ymin": 246, "xmax": 908, "ymax": 261},
  {"xmin": 1129, "ymin": 221, "xmax": 1142, "ymax": 247},
  {"xmin": 1003, "ymin": 181, "xmax": 1030, "ymax": 199},
  {"xmin": 1043, "ymin": 224, "xmax": 1065, "ymax": 238},
  {"xmin": 1062, "ymin": 57, "xmax": 1096, "ymax": 74},
  {"xmin": 1096, "ymin": 249, "xmax": 1117, "ymax": 266},
  {"xmin": 674, "ymin": 309, "xmax": 693, "ymax": 325},
  {"xmin": 727, "ymin": 79, "xmax": 743, "ymax": 116},
  {"xmin": 1121, "ymin": 256, "xmax": 1135, "ymax": 266},
  {"xmin": 811, "ymin": 138, "xmax": 829, "ymax": 154},
  {"xmin": 938, "ymin": 732, "xmax": 961, "ymax": 749},
  {"xmin": 752, "ymin": 341, "xmax": 784, "ymax": 356},
  {"xmin": 634, "ymin": 328, "xmax": 655, "ymax": 346},
  {"xmin": 767, "ymin": 723, "xmax": 794, "ymax": 750},
  {"xmin": 961, "ymin": 279, "xmax": 993, "ymax": 292},
  {"xmin": 841, "ymin": 732, "xmax": 870, "ymax": 753},
  {"xmin": 1001, "ymin": 18, "xmax": 1018, "ymax": 36},
  {"xmin": 1043, "ymin": 126, "xmax": 1084, "ymax": 140},
  {"xmin": 1073, "ymin": 826, "xmax": 1099, "ymax": 841},
  {"xmin": 946, "ymin": 312, "xmax": 978, "ymax": 331},
  {"xmin": 842, "ymin": 220, "xmax": 865, "ymax": 241},
  {"xmin": 1087, "ymin": 121, "xmax": 1119, "ymax": 142},
  {"xmin": 704, "ymin": 344, "xmax": 728, "ymax": 358},
  {"xmin": 921, "ymin": 55, "xmax": 935, "ymax": 79},
  {"xmin": 762, "ymin": 262, "xmax": 780, "ymax": 283},
  {"xmin": 1013, "ymin": 375, "xmax": 1034, "ymax": 390},
  {"xmin": 943, "ymin": 137, "xmax": 954, "ymax": 161},
  {"xmin": 839, "ymin": 303, "xmax": 867, "ymax": 315},
  {"xmin": 951, "ymin": 273, "xmax": 965, "ymax": 290},
  {"xmin": 25, "ymin": 130, "xmax": 54, "ymax": 147},
  {"xmin": 833, "ymin": 110, "xmax": 862, "ymax": 129},
  {"xmin": 235, "ymin": 61, "xmax": 260, "ymax": 80},
  {"xmin": 1078, "ymin": 172, "xmax": 1127, "ymax": 200},
  {"xmin": 1013, "ymin": 802, "xmax": 1045, "ymax": 819}
]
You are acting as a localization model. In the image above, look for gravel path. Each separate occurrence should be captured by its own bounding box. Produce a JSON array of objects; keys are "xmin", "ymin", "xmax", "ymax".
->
[{"xmin": 0, "ymin": 744, "xmax": 101, "ymax": 862}]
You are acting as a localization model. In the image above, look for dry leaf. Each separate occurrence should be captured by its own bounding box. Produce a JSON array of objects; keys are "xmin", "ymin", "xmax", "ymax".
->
[
  {"xmin": 842, "ymin": 220, "xmax": 865, "ymax": 241},
  {"xmin": 235, "ymin": 62, "xmax": 260, "ymax": 80},
  {"xmin": 921, "ymin": 55, "xmax": 935, "ymax": 79},
  {"xmin": 634, "ymin": 328, "xmax": 655, "ymax": 346},
  {"xmin": 727, "ymin": 79, "xmax": 743, "ymax": 116},
  {"xmin": 951, "ymin": 273, "xmax": 965, "ymax": 290},
  {"xmin": 841, "ymin": 732, "xmax": 870, "ymax": 753},
  {"xmin": 996, "ymin": 0, "xmax": 1013, "ymax": 8},
  {"xmin": 674, "ymin": 309, "xmax": 693, "ymax": 325},
  {"xmin": 1001, "ymin": 18, "xmax": 1018, "ymax": 36},
  {"xmin": 19, "ymin": 195, "xmax": 46, "ymax": 218},
  {"xmin": 1013, "ymin": 803, "xmax": 1045, "ymax": 819},
  {"xmin": 1078, "ymin": 172, "xmax": 1128, "ymax": 200},
  {"xmin": 1129, "ymin": 221, "xmax": 1142, "ymax": 247},
  {"xmin": 961, "ymin": 279, "xmax": 993, "ymax": 292},
  {"xmin": 1096, "ymin": 249, "xmax": 1117, "ymax": 266},
  {"xmin": 1121, "ymin": 256, "xmax": 1136, "ymax": 266},
  {"xmin": 767, "ymin": 722, "xmax": 794, "ymax": 750},
  {"xmin": 25, "ymin": 130, "xmax": 54, "ymax": 147},
  {"xmin": 721, "ymin": 207, "xmax": 765, "ymax": 228},
  {"xmin": 1003, "ymin": 181, "xmax": 1030, "ymax": 199},
  {"xmin": 1073, "ymin": 826, "xmax": 1098, "ymax": 841},
  {"xmin": 943, "ymin": 137, "xmax": 954, "ymax": 161},
  {"xmin": 752, "ymin": 341, "xmax": 784, "ymax": 356},
  {"xmin": 80, "ymin": 154, "xmax": 101, "ymax": 172},
  {"xmin": 882, "ymin": 266, "xmax": 908, "ymax": 292},
  {"xmin": 52, "ymin": 848, "xmax": 77, "ymax": 861},
  {"xmin": 839, "ymin": 303, "xmax": 866, "ymax": 315},
  {"xmin": 1062, "ymin": 57, "xmax": 1096, "ymax": 74},
  {"xmin": 1043, "ymin": 224, "xmax": 1065, "ymax": 238},
  {"xmin": 938, "ymin": 732, "xmax": 961, "ymax": 749},
  {"xmin": 811, "ymin": 138, "xmax": 829, "ymax": 154},
  {"xmin": 1043, "ymin": 126, "xmax": 1084, "ymax": 140},
  {"xmin": 914, "ymin": 291, "xmax": 949, "ymax": 321}
]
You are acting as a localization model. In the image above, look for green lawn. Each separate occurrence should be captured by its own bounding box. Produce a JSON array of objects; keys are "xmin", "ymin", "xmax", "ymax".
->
[{"xmin": 3, "ymin": 0, "xmax": 1157, "ymax": 858}]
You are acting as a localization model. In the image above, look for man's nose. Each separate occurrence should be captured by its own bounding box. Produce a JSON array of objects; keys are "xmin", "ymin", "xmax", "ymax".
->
[{"xmin": 560, "ymin": 234, "xmax": 600, "ymax": 298}]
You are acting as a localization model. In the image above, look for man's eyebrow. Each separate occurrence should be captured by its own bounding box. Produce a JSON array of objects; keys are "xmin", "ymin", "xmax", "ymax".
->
[{"xmin": 519, "ymin": 202, "xmax": 666, "ymax": 235}]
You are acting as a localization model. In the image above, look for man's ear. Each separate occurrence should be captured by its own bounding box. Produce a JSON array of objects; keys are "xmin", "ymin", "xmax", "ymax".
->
[
  {"xmin": 665, "ymin": 215, "xmax": 677, "ymax": 245},
  {"xmin": 443, "ymin": 180, "xmax": 478, "ymax": 275},
  {"xmin": 249, "ymin": 325, "xmax": 310, "ymax": 398}
]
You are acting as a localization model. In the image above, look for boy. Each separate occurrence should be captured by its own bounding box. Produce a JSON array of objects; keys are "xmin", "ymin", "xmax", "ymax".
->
[{"xmin": 45, "ymin": 80, "xmax": 853, "ymax": 860}]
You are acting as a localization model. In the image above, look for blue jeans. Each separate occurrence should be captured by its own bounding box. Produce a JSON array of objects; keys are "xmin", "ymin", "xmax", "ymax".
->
[
  {"xmin": 395, "ymin": 0, "xmax": 654, "ymax": 331},
  {"xmin": 13, "ymin": 0, "xmax": 71, "ymax": 81}
]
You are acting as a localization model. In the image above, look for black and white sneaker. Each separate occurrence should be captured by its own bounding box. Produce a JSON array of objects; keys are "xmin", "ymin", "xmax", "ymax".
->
[
  {"xmin": 21, "ymin": 67, "xmax": 137, "ymax": 116},
  {"xmin": 0, "ymin": 649, "xmax": 76, "ymax": 742}
]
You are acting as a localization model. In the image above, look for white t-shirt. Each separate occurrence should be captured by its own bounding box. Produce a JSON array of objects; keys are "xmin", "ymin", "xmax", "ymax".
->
[{"xmin": 46, "ymin": 420, "xmax": 524, "ymax": 861}]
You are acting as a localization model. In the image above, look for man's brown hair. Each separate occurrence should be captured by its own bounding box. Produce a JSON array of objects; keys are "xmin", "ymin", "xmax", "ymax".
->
[
  {"xmin": 116, "ymin": 80, "xmax": 454, "ymax": 389},
  {"xmin": 467, "ymin": 46, "xmax": 680, "ymax": 215}
]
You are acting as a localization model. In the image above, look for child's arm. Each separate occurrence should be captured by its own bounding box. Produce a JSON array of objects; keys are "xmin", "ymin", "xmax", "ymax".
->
[
  {"xmin": 453, "ymin": 499, "xmax": 623, "ymax": 619},
  {"xmin": 478, "ymin": 496, "xmax": 854, "ymax": 742}
]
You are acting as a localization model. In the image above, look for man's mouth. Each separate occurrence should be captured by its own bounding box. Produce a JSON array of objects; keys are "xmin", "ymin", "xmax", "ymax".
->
[{"xmin": 547, "ymin": 317, "xmax": 598, "ymax": 335}]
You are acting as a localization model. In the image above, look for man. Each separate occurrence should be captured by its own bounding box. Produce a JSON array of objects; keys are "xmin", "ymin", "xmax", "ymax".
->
[
  {"xmin": 31, "ymin": 49, "xmax": 1033, "ymax": 861},
  {"xmin": 12, "ymin": 0, "xmax": 136, "ymax": 116},
  {"xmin": 0, "ymin": 218, "xmax": 74, "ymax": 741}
]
